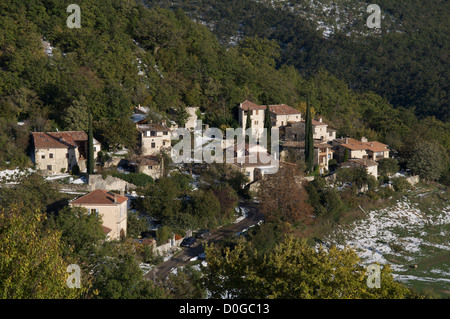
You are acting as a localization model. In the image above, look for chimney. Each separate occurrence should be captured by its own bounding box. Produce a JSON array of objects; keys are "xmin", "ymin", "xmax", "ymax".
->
[
  {"xmin": 114, "ymin": 194, "xmax": 117, "ymax": 204},
  {"xmin": 318, "ymin": 117, "xmax": 323, "ymax": 122},
  {"xmin": 361, "ymin": 137, "xmax": 368, "ymax": 143},
  {"xmin": 345, "ymin": 137, "xmax": 348, "ymax": 144}
]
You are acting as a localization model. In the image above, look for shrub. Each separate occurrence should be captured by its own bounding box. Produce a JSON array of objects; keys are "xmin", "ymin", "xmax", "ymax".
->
[
  {"xmin": 392, "ymin": 177, "xmax": 411, "ymax": 192},
  {"xmin": 111, "ymin": 172, "xmax": 154, "ymax": 187},
  {"xmin": 71, "ymin": 164, "xmax": 80, "ymax": 175}
]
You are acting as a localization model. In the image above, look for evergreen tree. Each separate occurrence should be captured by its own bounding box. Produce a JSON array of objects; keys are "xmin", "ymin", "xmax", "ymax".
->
[
  {"xmin": 87, "ymin": 112, "xmax": 94, "ymax": 175},
  {"xmin": 343, "ymin": 148, "xmax": 349, "ymax": 162},
  {"xmin": 245, "ymin": 107, "xmax": 251, "ymax": 144},
  {"xmin": 305, "ymin": 97, "xmax": 314, "ymax": 172},
  {"xmin": 264, "ymin": 104, "xmax": 271, "ymax": 153}
]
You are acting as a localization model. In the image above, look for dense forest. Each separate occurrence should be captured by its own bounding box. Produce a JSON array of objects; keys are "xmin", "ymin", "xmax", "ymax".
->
[
  {"xmin": 1, "ymin": 0, "xmax": 448, "ymax": 182},
  {"xmin": 147, "ymin": 0, "xmax": 449, "ymax": 121}
]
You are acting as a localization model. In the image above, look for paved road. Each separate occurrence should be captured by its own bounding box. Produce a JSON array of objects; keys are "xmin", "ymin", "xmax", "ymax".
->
[{"xmin": 144, "ymin": 201, "xmax": 263, "ymax": 281}]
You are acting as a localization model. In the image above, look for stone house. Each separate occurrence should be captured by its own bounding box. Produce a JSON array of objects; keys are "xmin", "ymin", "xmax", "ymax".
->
[
  {"xmin": 70, "ymin": 189, "xmax": 128, "ymax": 241},
  {"xmin": 286, "ymin": 117, "xmax": 336, "ymax": 142},
  {"xmin": 332, "ymin": 137, "xmax": 389, "ymax": 162},
  {"xmin": 238, "ymin": 100, "xmax": 302, "ymax": 137},
  {"xmin": 132, "ymin": 155, "xmax": 163, "ymax": 180},
  {"xmin": 31, "ymin": 131, "xmax": 100, "ymax": 175},
  {"xmin": 340, "ymin": 158, "xmax": 379, "ymax": 178},
  {"xmin": 281, "ymin": 140, "xmax": 334, "ymax": 174},
  {"xmin": 137, "ymin": 123, "xmax": 172, "ymax": 156}
]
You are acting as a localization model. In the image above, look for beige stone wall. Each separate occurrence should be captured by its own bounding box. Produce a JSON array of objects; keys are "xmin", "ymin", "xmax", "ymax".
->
[
  {"xmin": 70, "ymin": 201, "xmax": 127, "ymax": 241},
  {"xmin": 185, "ymin": 107, "xmax": 199, "ymax": 130},
  {"xmin": 34, "ymin": 147, "xmax": 77, "ymax": 174},
  {"xmin": 141, "ymin": 132, "xmax": 171, "ymax": 156},
  {"xmin": 273, "ymin": 114, "xmax": 301, "ymax": 128},
  {"xmin": 138, "ymin": 164, "xmax": 162, "ymax": 180}
]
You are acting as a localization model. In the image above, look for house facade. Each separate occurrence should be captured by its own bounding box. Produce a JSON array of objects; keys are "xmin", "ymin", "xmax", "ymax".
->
[
  {"xmin": 70, "ymin": 189, "xmax": 128, "ymax": 241},
  {"xmin": 238, "ymin": 100, "xmax": 302, "ymax": 137},
  {"xmin": 288, "ymin": 117, "xmax": 336, "ymax": 142},
  {"xmin": 133, "ymin": 155, "xmax": 163, "ymax": 179},
  {"xmin": 281, "ymin": 140, "xmax": 333, "ymax": 174},
  {"xmin": 31, "ymin": 131, "xmax": 100, "ymax": 174},
  {"xmin": 137, "ymin": 123, "xmax": 172, "ymax": 156},
  {"xmin": 333, "ymin": 137, "xmax": 389, "ymax": 162},
  {"xmin": 340, "ymin": 158, "xmax": 379, "ymax": 178}
]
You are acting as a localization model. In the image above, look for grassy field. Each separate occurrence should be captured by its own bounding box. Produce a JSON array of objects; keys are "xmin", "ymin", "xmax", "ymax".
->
[{"xmin": 321, "ymin": 184, "xmax": 450, "ymax": 298}]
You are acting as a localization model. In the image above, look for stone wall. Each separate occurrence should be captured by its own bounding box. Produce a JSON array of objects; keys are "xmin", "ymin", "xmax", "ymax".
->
[{"xmin": 87, "ymin": 174, "xmax": 136, "ymax": 193}]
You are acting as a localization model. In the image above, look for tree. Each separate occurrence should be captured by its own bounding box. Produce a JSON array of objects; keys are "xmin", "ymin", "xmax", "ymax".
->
[
  {"xmin": 91, "ymin": 253, "xmax": 167, "ymax": 299},
  {"xmin": 406, "ymin": 140, "xmax": 447, "ymax": 181},
  {"xmin": 378, "ymin": 158, "xmax": 399, "ymax": 176},
  {"xmin": 304, "ymin": 97, "xmax": 314, "ymax": 173},
  {"xmin": 258, "ymin": 165, "xmax": 313, "ymax": 225},
  {"xmin": 264, "ymin": 104, "xmax": 271, "ymax": 153},
  {"xmin": 48, "ymin": 206, "xmax": 105, "ymax": 257},
  {"xmin": 62, "ymin": 96, "xmax": 89, "ymax": 131},
  {"xmin": 203, "ymin": 235, "xmax": 417, "ymax": 299},
  {"xmin": 0, "ymin": 205, "xmax": 86, "ymax": 299},
  {"xmin": 87, "ymin": 112, "xmax": 94, "ymax": 175}
]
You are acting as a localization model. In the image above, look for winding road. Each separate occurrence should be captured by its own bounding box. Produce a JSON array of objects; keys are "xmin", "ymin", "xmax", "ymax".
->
[{"xmin": 144, "ymin": 201, "xmax": 263, "ymax": 281}]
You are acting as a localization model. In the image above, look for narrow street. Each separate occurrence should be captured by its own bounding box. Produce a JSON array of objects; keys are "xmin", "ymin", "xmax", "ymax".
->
[{"xmin": 144, "ymin": 201, "xmax": 263, "ymax": 281}]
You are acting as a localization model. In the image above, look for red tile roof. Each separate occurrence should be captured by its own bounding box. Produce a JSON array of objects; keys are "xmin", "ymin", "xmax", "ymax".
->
[
  {"xmin": 239, "ymin": 100, "xmax": 301, "ymax": 116},
  {"xmin": 32, "ymin": 131, "xmax": 88, "ymax": 149},
  {"xmin": 239, "ymin": 100, "xmax": 267, "ymax": 111},
  {"xmin": 339, "ymin": 138, "xmax": 388, "ymax": 152},
  {"xmin": 269, "ymin": 104, "xmax": 301, "ymax": 115},
  {"xmin": 71, "ymin": 189, "xmax": 128, "ymax": 205},
  {"xmin": 137, "ymin": 123, "xmax": 171, "ymax": 133}
]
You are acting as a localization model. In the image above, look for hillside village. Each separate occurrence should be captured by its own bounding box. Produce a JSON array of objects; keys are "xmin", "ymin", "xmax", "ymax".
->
[
  {"xmin": 1, "ymin": 0, "xmax": 448, "ymax": 301},
  {"xmin": 19, "ymin": 99, "xmax": 420, "ymax": 252}
]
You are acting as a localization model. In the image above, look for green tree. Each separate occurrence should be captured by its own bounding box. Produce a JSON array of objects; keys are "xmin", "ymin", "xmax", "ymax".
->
[
  {"xmin": 91, "ymin": 253, "xmax": 167, "ymax": 299},
  {"xmin": 48, "ymin": 206, "xmax": 105, "ymax": 257},
  {"xmin": 406, "ymin": 140, "xmax": 447, "ymax": 181},
  {"xmin": 87, "ymin": 112, "xmax": 94, "ymax": 175},
  {"xmin": 305, "ymin": 97, "xmax": 314, "ymax": 172},
  {"xmin": 378, "ymin": 158, "xmax": 399, "ymax": 176},
  {"xmin": 0, "ymin": 204, "xmax": 86, "ymax": 299},
  {"xmin": 203, "ymin": 235, "xmax": 417, "ymax": 299},
  {"xmin": 62, "ymin": 96, "xmax": 90, "ymax": 131}
]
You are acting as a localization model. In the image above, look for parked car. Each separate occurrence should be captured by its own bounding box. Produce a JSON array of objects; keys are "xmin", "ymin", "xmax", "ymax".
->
[
  {"xmin": 195, "ymin": 229, "xmax": 211, "ymax": 239},
  {"xmin": 180, "ymin": 236, "xmax": 196, "ymax": 248}
]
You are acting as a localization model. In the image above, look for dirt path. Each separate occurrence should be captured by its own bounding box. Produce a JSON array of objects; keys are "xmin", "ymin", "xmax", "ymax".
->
[{"xmin": 144, "ymin": 201, "xmax": 263, "ymax": 281}]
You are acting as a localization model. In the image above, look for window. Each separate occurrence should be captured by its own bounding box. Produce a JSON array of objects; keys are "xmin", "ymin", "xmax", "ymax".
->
[
  {"xmin": 148, "ymin": 165, "xmax": 153, "ymax": 169},
  {"xmin": 93, "ymin": 147, "xmax": 96, "ymax": 152},
  {"xmin": 146, "ymin": 131, "xmax": 151, "ymax": 137},
  {"xmin": 151, "ymin": 131, "xmax": 157, "ymax": 136},
  {"xmin": 49, "ymin": 153, "xmax": 54, "ymax": 159},
  {"xmin": 151, "ymin": 142, "xmax": 156, "ymax": 148},
  {"xmin": 66, "ymin": 153, "xmax": 69, "ymax": 158},
  {"xmin": 47, "ymin": 165, "xmax": 52, "ymax": 171},
  {"xmin": 254, "ymin": 121, "xmax": 258, "ymax": 125},
  {"xmin": 89, "ymin": 208, "xmax": 99, "ymax": 216},
  {"xmin": 41, "ymin": 155, "xmax": 45, "ymax": 159},
  {"xmin": 254, "ymin": 110, "xmax": 258, "ymax": 115},
  {"xmin": 163, "ymin": 141, "xmax": 166, "ymax": 146},
  {"xmin": 163, "ymin": 131, "xmax": 168, "ymax": 135}
]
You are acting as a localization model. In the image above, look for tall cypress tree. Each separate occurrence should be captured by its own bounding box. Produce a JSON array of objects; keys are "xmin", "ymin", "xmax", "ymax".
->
[
  {"xmin": 305, "ymin": 97, "xmax": 314, "ymax": 173},
  {"xmin": 245, "ymin": 107, "xmax": 252, "ymax": 144},
  {"xmin": 264, "ymin": 104, "xmax": 271, "ymax": 153},
  {"xmin": 87, "ymin": 112, "xmax": 94, "ymax": 175}
]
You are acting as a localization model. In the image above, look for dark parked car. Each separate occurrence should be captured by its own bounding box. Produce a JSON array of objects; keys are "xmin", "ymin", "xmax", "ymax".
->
[
  {"xmin": 195, "ymin": 229, "xmax": 211, "ymax": 239},
  {"xmin": 180, "ymin": 236, "xmax": 196, "ymax": 248}
]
